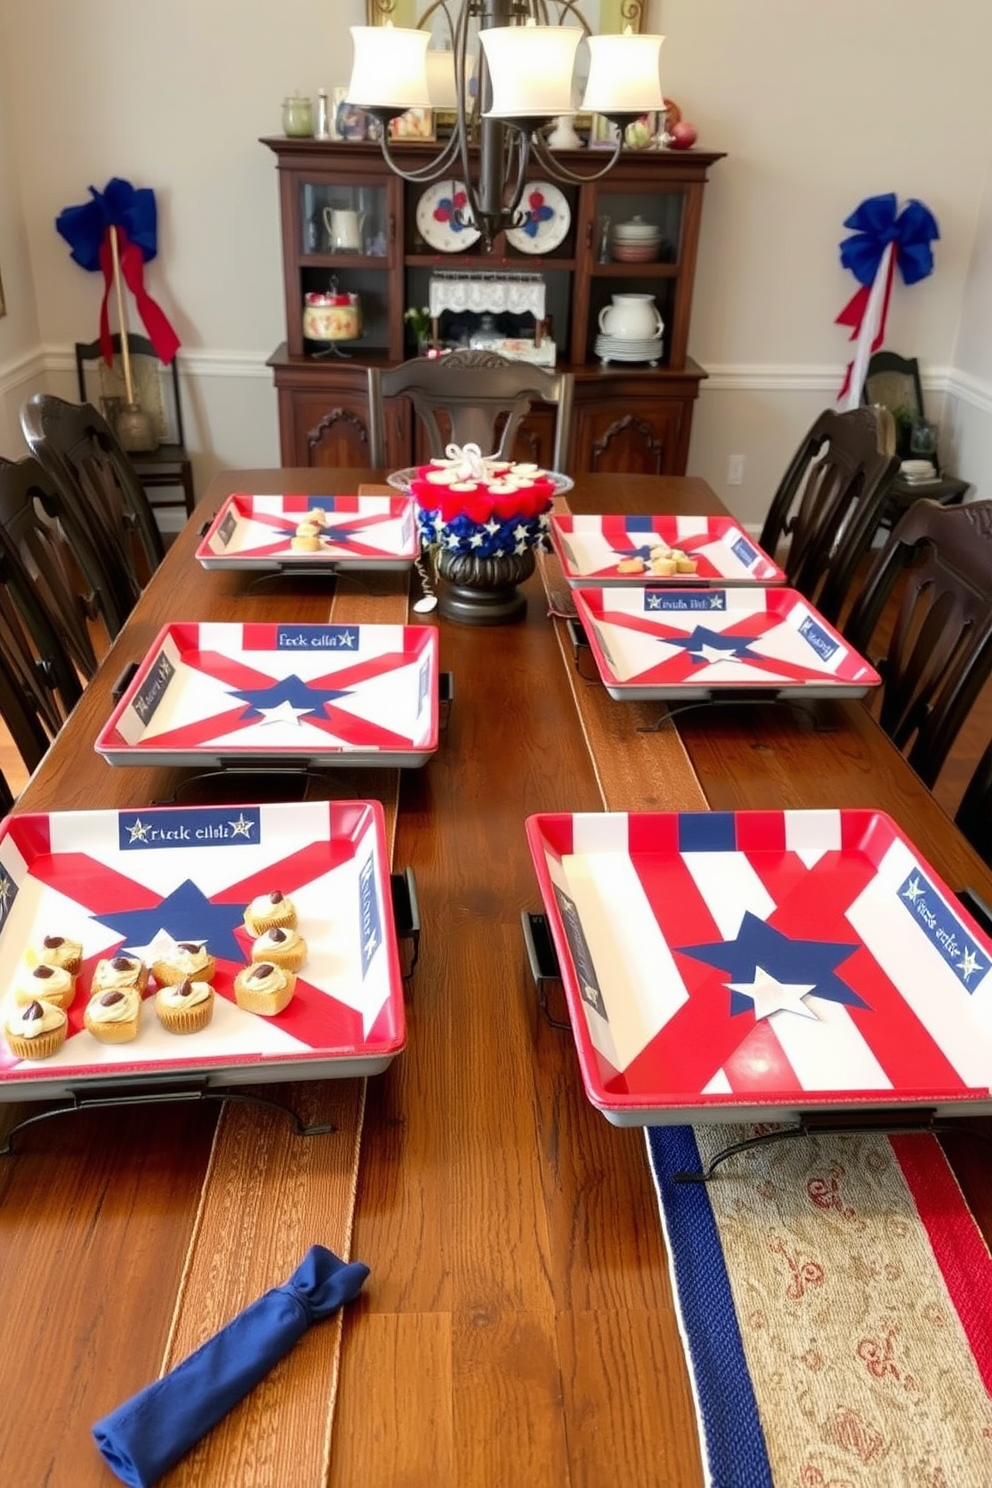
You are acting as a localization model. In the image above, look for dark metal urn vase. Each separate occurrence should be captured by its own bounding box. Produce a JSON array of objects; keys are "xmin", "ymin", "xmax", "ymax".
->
[{"xmin": 435, "ymin": 547, "xmax": 536, "ymax": 625}]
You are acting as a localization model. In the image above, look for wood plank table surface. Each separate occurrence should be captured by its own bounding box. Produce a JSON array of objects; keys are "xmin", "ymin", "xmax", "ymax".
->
[{"xmin": 3, "ymin": 469, "xmax": 992, "ymax": 1488}]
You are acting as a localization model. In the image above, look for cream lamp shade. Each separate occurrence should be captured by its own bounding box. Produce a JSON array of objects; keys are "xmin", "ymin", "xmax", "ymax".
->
[
  {"xmin": 479, "ymin": 23, "xmax": 582, "ymax": 120},
  {"xmin": 582, "ymin": 32, "xmax": 665, "ymax": 116},
  {"xmin": 425, "ymin": 49, "xmax": 476, "ymax": 111},
  {"xmin": 347, "ymin": 25, "xmax": 432, "ymax": 110}
]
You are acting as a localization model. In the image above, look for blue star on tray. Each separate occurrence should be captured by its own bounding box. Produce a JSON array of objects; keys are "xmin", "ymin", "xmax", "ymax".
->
[
  {"xmin": 665, "ymin": 626, "xmax": 763, "ymax": 665},
  {"xmin": 677, "ymin": 910, "xmax": 868, "ymax": 1018},
  {"xmin": 230, "ymin": 674, "xmax": 349, "ymax": 722},
  {"xmin": 92, "ymin": 878, "xmax": 249, "ymax": 962}
]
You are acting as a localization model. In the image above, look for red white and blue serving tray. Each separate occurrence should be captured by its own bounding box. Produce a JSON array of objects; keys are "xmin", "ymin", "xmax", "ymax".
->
[
  {"xmin": 550, "ymin": 514, "xmax": 785, "ymax": 586},
  {"xmin": 526, "ymin": 809, "xmax": 992, "ymax": 1126},
  {"xmin": 573, "ymin": 586, "xmax": 879, "ymax": 701},
  {"xmin": 96, "ymin": 621, "xmax": 439, "ymax": 769},
  {"xmin": 0, "ymin": 800, "xmax": 405, "ymax": 1099},
  {"xmin": 196, "ymin": 493, "xmax": 419, "ymax": 571}
]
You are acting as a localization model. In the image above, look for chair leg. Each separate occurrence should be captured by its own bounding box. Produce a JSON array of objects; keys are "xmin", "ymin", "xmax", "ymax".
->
[{"xmin": 181, "ymin": 460, "xmax": 195, "ymax": 515}]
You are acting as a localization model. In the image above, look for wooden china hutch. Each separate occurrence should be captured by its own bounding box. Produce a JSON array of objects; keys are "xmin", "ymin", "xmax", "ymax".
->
[{"xmin": 264, "ymin": 136, "xmax": 723, "ymax": 473}]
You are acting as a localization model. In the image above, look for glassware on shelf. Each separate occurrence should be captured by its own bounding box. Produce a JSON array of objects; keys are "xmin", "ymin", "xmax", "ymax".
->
[
  {"xmin": 282, "ymin": 94, "xmax": 313, "ymax": 138},
  {"xmin": 314, "ymin": 89, "xmax": 331, "ymax": 141}
]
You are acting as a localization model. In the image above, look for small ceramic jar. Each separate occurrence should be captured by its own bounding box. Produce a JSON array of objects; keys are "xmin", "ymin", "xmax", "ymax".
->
[{"xmin": 282, "ymin": 94, "xmax": 313, "ymax": 138}]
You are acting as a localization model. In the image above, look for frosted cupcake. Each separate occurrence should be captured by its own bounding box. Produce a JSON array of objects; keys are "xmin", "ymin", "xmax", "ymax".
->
[
  {"xmin": 155, "ymin": 976, "xmax": 215, "ymax": 1035},
  {"xmin": 84, "ymin": 988, "xmax": 141, "ymax": 1044},
  {"xmin": 14, "ymin": 961, "xmax": 76, "ymax": 1011},
  {"xmin": 290, "ymin": 521, "xmax": 322, "ymax": 552},
  {"xmin": 243, "ymin": 891, "xmax": 297, "ymax": 938},
  {"xmin": 152, "ymin": 941, "xmax": 216, "ymax": 987},
  {"xmin": 4, "ymin": 999, "xmax": 68, "ymax": 1060},
  {"xmin": 91, "ymin": 954, "xmax": 149, "ymax": 997},
  {"xmin": 250, "ymin": 925, "xmax": 307, "ymax": 972},
  {"xmin": 233, "ymin": 960, "xmax": 296, "ymax": 1016},
  {"xmin": 32, "ymin": 933, "xmax": 84, "ymax": 976}
]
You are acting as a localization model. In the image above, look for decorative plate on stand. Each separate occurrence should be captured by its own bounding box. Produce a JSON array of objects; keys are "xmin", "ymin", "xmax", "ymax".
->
[
  {"xmin": 505, "ymin": 182, "xmax": 571, "ymax": 254},
  {"xmin": 415, "ymin": 181, "xmax": 481, "ymax": 253}
]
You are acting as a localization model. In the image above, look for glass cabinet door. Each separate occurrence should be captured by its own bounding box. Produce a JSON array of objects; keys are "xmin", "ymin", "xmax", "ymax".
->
[
  {"xmin": 293, "ymin": 176, "xmax": 399, "ymax": 358},
  {"xmin": 299, "ymin": 180, "xmax": 390, "ymax": 258}
]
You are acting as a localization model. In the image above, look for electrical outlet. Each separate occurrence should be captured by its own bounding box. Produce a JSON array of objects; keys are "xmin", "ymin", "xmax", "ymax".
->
[{"xmin": 727, "ymin": 454, "xmax": 744, "ymax": 485}]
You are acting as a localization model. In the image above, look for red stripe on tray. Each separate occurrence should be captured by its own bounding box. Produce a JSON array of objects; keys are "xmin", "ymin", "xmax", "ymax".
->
[{"xmin": 890, "ymin": 1133, "xmax": 992, "ymax": 1396}]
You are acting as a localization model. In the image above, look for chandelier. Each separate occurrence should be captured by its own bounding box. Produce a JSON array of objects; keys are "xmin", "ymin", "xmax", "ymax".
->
[{"xmin": 347, "ymin": 1, "xmax": 665, "ymax": 248}]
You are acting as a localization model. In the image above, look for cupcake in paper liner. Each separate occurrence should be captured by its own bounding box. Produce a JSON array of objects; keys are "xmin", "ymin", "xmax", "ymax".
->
[
  {"xmin": 243, "ymin": 890, "xmax": 298, "ymax": 937},
  {"xmin": 155, "ymin": 977, "xmax": 215, "ymax": 1035},
  {"xmin": 5, "ymin": 999, "xmax": 68, "ymax": 1060},
  {"xmin": 250, "ymin": 925, "xmax": 308, "ymax": 972},
  {"xmin": 152, "ymin": 941, "xmax": 217, "ymax": 987},
  {"xmin": 91, "ymin": 954, "xmax": 149, "ymax": 996},
  {"xmin": 32, "ymin": 933, "xmax": 84, "ymax": 976},
  {"xmin": 14, "ymin": 961, "xmax": 76, "ymax": 1011},
  {"xmin": 233, "ymin": 961, "xmax": 296, "ymax": 1016},
  {"xmin": 84, "ymin": 988, "xmax": 141, "ymax": 1044}
]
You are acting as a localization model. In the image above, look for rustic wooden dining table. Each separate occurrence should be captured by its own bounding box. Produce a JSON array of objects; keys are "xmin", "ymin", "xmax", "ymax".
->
[{"xmin": 3, "ymin": 468, "xmax": 991, "ymax": 1488}]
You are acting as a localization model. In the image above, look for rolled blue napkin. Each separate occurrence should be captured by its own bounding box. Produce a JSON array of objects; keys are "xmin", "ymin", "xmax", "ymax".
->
[{"xmin": 92, "ymin": 1244, "xmax": 369, "ymax": 1488}]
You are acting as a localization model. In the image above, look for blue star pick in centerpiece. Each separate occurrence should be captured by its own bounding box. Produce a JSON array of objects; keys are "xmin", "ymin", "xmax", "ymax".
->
[
  {"xmin": 92, "ymin": 879, "xmax": 249, "ymax": 962},
  {"xmin": 231, "ymin": 675, "xmax": 349, "ymax": 722},
  {"xmin": 665, "ymin": 627, "xmax": 762, "ymax": 665},
  {"xmin": 678, "ymin": 910, "xmax": 867, "ymax": 1018}
]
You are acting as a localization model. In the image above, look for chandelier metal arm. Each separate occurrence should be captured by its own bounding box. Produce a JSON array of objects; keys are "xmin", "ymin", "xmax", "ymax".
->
[
  {"xmin": 377, "ymin": 125, "xmax": 464, "ymax": 184},
  {"xmin": 528, "ymin": 129, "xmax": 625, "ymax": 185}
]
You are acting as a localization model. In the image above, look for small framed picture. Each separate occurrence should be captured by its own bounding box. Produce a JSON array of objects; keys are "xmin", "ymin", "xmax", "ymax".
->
[
  {"xmin": 332, "ymin": 88, "xmax": 371, "ymax": 142},
  {"xmin": 589, "ymin": 114, "xmax": 621, "ymax": 149},
  {"xmin": 388, "ymin": 107, "xmax": 435, "ymax": 142}
]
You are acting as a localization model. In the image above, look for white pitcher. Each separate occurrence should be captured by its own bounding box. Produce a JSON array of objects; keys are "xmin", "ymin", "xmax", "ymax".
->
[
  {"xmin": 598, "ymin": 293, "xmax": 663, "ymax": 342},
  {"xmin": 323, "ymin": 207, "xmax": 366, "ymax": 253}
]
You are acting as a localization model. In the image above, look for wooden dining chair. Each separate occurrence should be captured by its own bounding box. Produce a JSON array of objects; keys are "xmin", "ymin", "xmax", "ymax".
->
[
  {"xmin": 843, "ymin": 498, "xmax": 992, "ymax": 790},
  {"xmin": 0, "ymin": 511, "xmax": 84, "ymax": 738},
  {"xmin": 367, "ymin": 350, "xmax": 574, "ymax": 473},
  {"xmin": 0, "ymin": 599, "xmax": 63, "ymax": 779},
  {"xmin": 21, "ymin": 393, "xmax": 164, "ymax": 624},
  {"xmin": 0, "ymin": 764, "xmax": 14, "ymax": 817},
  {"xmin": 758, "ymin": 404, "xmax": 899, "ymax": 625},
  {"xmin": 0, "ymin": 454, "xmax": 102, "ymax": 679},
  {"xmin": 954, "ymin": 734, "xmax": 992, "ymax": 871},
  {"xmin": 75, "ymin": 334, "xmax": 195, "ymax": 518}
]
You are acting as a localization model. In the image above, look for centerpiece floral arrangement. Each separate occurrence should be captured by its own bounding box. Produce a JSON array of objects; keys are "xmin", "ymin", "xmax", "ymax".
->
[{"xmin": 409, "ymin": 443, "xmax": 556, "ymax": 560}]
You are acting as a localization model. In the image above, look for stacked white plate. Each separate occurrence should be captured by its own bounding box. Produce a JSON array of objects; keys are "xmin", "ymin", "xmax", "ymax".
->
[{"xmin": 595, "ymin": 333, "xmax": 664, "ymax": 365}]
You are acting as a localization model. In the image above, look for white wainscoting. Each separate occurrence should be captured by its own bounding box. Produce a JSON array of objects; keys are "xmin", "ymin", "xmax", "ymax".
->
[{"xmin": 2, "ymin": 348, "xmax": 989, "ymax": 530}]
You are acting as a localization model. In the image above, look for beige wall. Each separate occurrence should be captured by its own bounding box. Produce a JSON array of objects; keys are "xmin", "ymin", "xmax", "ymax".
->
[
  {"xmin": 649, "ymin": 0, "xmax": 992, "ymax": 512},
  {"xmin": 0, "ymin": 55, "xmax": 43, "ymax": 451},
  {"xmin": 0, "ymin": 0, "xmax": 989, "ymax": 518}
]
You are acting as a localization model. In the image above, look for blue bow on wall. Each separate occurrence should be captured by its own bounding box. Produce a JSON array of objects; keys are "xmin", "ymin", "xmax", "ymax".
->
[
  {"xmin": 55, "ymin": 176, "xmax": 180, "ymax": 366},
  {"xmin": 835, "ymin": 192, "xmax": 939, "ymax": 400}
]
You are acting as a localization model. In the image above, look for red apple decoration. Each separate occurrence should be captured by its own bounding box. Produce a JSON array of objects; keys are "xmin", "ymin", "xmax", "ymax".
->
[{"xmin": 669, "ymin": 120, "xmax": 698, "ymax": 150}]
